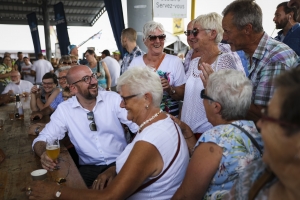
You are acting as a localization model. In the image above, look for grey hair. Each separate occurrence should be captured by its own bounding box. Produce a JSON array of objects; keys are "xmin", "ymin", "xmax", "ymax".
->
[
  {"xmin": 55, "ymin": 66, "xmax": 71, "ymax": 77},
  {"xmin": 117, "ymin": 66, "xmax": 163, "ymax": 107},
  {"xmin": 194, "ymin": 12, "xmax": 224, "ymax": 43},
  {"xmin": 142, "ymin": 21, "xmax": 165, "ymax": 40},
  {"xmin": 60, "ymin": 55, "xmax": 71, "ymax": 63},
  {"xmin": 207, "ymin": 69, "xmax": 252, "ymax": 120},
  {"xmin": 222, "ymin": 0, "xmax": 263, "ymax": 33}
]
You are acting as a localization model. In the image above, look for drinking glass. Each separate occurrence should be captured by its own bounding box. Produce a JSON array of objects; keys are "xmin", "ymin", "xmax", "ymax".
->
[{"xmin": 46, "ymin": 138, "xmax": 60, "ymax": 164}]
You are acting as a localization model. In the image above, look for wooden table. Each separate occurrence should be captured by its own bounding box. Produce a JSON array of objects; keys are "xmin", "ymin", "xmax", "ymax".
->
[{"xmin": 0, "ymin": 97, "xmax": 87, "ymax": 199}]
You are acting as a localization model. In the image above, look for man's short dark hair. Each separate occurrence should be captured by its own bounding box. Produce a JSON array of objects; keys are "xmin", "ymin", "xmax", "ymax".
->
[
  {"xmin": 222, "ymin": 0, "xmax": 263, "ymax": 33},
  {"xmin": 38, "ymin": 53, "xmax": 44, "ymax": 59},
  {"xmin": 42, "ymin": 72, "xmax": 58, "ymax": 85},
  {"xmin": 277, "ymin": 1, "xmax": 298, "ymax": 22},
  {"xmin": 23, "ymin": 57, "xmax": 28, "ymax": 59},
  {"xmin": 101, "ymin": 50, "xmax": 110, "ymax": 56},
  {"xmin": 17, "ymin": 52, "xmax": 22, "ymax": 55}
]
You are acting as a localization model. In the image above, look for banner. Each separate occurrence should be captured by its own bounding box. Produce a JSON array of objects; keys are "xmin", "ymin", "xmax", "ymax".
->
[
  {"xmin": 154, "ymin": 0, "xmax": 187, "ymax": 18},
  {"xmin": 27, "ymin": 12, "xmax": 41, "ymax": 59},
  {"xmin": 53, "ymin": 2, "xmax": 70, "ymax": 56},
  {"xmin": 173, "ymin": 18, "xmax": 184, "ymax": 35}
]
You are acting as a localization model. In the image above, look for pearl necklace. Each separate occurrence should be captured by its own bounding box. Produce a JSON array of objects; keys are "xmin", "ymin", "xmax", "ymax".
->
[{"xmin": 138, "ymin": 110, "xmax": 163, "ymax": 133}]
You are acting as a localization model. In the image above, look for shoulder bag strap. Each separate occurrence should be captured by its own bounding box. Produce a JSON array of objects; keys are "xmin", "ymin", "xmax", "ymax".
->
[
  {"xmin": 129, "ymin": 122, "xmax": 181, "ymax": 197},
  {"xmin": 231, "ymin": 123, "xmax": 263, "ymax": 156},
  {"xmin": 97, "ymin": 61, "xmax": 100, "ymax": 73}
]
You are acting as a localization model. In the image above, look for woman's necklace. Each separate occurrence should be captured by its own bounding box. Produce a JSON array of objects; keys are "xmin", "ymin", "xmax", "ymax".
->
[{"xmin": 138, "ymin": 110, "xmax": 163, "ymax": 133}]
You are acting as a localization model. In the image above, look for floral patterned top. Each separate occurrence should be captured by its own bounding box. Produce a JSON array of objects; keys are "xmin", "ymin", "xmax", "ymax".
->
[
  {"xmin": 222, "ymin": 158, "xmax": 277, "ymax": 200},
  {"xmin": 0, "ymin": 63, "xmax": 12, "ymax": 85},
  {"xmin": 195, "ymin": 120, "xmax": 264, "ymax": 200}
]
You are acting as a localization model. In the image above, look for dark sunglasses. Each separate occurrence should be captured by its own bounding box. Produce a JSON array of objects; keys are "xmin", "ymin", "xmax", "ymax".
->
[
  {"xmin": 200, "ymin": 89, "xmax": 215, "ymax": 102},
  {"xmin": 260, "ymin": 108, "xmax": 299, "ymax": 128},
  {"xmin": 121, "ymin": 94, "xmax": 140, "ymax": 105},
  {"xmin": 148, "ymin": 34, "xmax": 166, "ymax": 42},
  {"xmin": 62, "ymin": 62, "xmax": 71, "ymax": 65},
  {"xmin": 71, "ymin": 73, "xmax": 97, "ymax": 85},
  {"xmin": 185, "ymin": 28, "xmax": 211, "ymax": 37},
  {"xmin": 87, "ymin": 111, "xmax": 97, "ymax": 131}
]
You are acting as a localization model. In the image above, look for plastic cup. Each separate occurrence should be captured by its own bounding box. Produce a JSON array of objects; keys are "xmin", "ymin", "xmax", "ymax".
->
[{"xmin": 31, "ymin": 169, "xmax": 48, "ymax": 181}]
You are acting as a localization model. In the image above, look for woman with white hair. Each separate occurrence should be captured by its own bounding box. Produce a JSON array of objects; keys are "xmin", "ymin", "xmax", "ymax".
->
[
  {"xmin": 181, "ymin": 12, "xmax": 245, "ymax": 140},
  {"xmin": 129, "ymin": 21, "xmax": 186, "ymax": 117},
  {"xmin": 27, "ymin": 67, "xmax": 189, "ymax": 199},
  {"xmin": 171, "ymin": 69, "xmax": 263, "ymax": 200}
]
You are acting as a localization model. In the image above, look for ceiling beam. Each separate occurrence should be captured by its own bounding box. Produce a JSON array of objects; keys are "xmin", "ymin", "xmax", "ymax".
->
[
  {"xmin": 0, "ymin": 10, "xmax": 96, "ymax": 18},
  {"xmin": 0, "ymin": 19, "xmax": 92, "ymax": 26},
  {"xmin": 0, "ymin": 2, "xmax": 101, "ymax": 10}
]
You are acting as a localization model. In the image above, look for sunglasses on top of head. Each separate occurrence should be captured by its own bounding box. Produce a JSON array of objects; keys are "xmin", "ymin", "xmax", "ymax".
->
[{"xmin": 148, "ymin": 34, "xmax": 166, "ymax": 42}]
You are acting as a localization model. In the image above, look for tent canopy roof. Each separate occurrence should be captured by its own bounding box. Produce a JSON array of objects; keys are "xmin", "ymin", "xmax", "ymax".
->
[{"xmin": 0, "ymin": 0, "xmax": 105, "ymax": 26}]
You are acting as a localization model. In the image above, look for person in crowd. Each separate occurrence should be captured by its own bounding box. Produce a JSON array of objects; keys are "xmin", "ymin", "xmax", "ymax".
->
[
  {"xmin": 14, "ymin": 52, "xmax": 24, "ymax": 74},
  {"xmin": 0, "ymin": 55, "xmax": 13, "ymax": 94},
  {"xmin": 30, "ymin": 66, "xmax": 72, "ymax": 120},
  {"xmin": 21, "ymin": 56, "xmax": 35, "ymax": 83},
  {"xmin": 29, "ymin": 65, "xmax": 138, "ymax": 188},
  {"xmin": 0, "ymin": 93, "xmax": 14, "ymax": 105},
  {"xmin": 181, "ymin": 12, "xmax": 245, "ymax": 139},
  {"xmin": 27, "ymin": 66, "xmax": 188, "ymax": 199},
  {"xmin": 120, "ymin": 28, "xmax": 145, "ymax": 75},
  {"xmin": 289, "ymin": 0, "xmax": 300, "ymax": 14},
  {"xmin": 31, "ymin": 53, "xmax": 54, "ymax": 84},
  {"xmin": 85, "ymin": 49, "xmax": 111, "ymax": 90},
  {"xmin": 274, "ymin": 1, "xmax": 300, "ymax": 56},
  {"xmin": 224, "ymin": 66, "xmax": 300, "ymax": 200},
  {"xmin": 171, "ymin": 69, "xmax": 263, "ymax": 200},
  {"xmin": 62, "ymin": 86, "xmax": 72, "ymax": 101},
  {"xmin": 30, "ymin": 72, "xmax": 60, "ymax": 111},
  {"xmin": 70, "ymin": 55, "xmax": 78, "ymax": 66},
  {"xmin": 183, "ymin": 19, "xmax": 200, "ymax": 74},
  {"xmin": 59, "ymin": 55, "xmax": 72, "ymax": 68},
  {"xmin": 113, "ymin": 50, "xmax": 122, "ymax": 66},
  {"xmin": 129, "ymin": 21, "xmax": 185, "ymax": 117},
  {"xmin": 1, "ymin": 71, "xmax": 33, "ymax": 96},
  {"xmin": 101, "ymin": 49, "xmax": 120, "ymax": 91},
  {"xmin": 222, "ymin": 0, "xmax": 298, "ymax": 123},
  {"xmin": 50, "ymin": 58, "xmax": 58, "ymax": 71},
  {"xmin": 68, "ymin": 44, "xmax": 79, "ymax": 57}
]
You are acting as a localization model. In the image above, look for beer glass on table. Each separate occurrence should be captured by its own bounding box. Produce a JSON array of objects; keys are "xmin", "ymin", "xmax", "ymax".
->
[{"xmin": 46, "ymin": 138, "xmax": 60, "ymax": 170}]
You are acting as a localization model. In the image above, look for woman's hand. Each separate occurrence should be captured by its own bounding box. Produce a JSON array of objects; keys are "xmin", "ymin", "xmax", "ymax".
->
[
  {"xmin": 26, "ymin": 180, "xmax": 58, "ymax": 199},
  {"xmin": 199, "ymin": 62, "xmax": 214, "ymax": 88},
  {"xmin": 31, "ymin": 85, "xmax": 39, "ymax": 94},
  {"xmin": 92, "ymin": 166, "xmax": 117, "ymax": 190},
  {"xmin": 170, "ymin": 115, "xmax": 191, "ymax": 138},
  {"xmin": 160, "ymin": 77, "xmax": 170, "ymax": 90}
]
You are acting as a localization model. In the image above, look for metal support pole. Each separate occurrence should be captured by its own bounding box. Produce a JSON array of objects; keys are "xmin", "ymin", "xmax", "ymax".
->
[
  {"xmin": 127, "ymin": 0, "xmax": 153, "ymax": 52},
  {"xmin": 191, "ymin": 0, "xmax": 196, "ymax": 20},
  {"xmin": 42, "ymin": 0, "xmax": 52, "ymax": 61}
]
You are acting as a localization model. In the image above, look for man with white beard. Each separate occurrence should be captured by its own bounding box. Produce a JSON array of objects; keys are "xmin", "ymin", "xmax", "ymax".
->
[{"xmin": 1, "ymin": 71, "xmax": 33, "ymax": 96}]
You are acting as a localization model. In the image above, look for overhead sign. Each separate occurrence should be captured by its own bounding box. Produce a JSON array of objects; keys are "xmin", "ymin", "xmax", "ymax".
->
[{"xmin": 154, "ymin": 0, "xmax": 187, "ymax": 18}]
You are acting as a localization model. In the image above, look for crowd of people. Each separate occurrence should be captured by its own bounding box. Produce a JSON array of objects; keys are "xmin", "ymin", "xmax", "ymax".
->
[{"xmin": 0, "ymin": 0, "xmax": 300, "ymax": 199}]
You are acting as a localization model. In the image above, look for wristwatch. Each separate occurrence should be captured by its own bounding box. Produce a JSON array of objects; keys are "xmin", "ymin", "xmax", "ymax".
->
[
  {"xmin": 34, "ymin": 126, "xmax": 40, "ymax": 135},
  {"xmin": 170, "ymin": 86, "xmax": 176, "ymax": 94}
]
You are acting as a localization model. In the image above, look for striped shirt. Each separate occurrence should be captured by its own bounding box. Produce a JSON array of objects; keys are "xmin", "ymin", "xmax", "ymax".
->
[{"xmin": 248, "ymin": 32, "xmax": 299, "ymax": 106}]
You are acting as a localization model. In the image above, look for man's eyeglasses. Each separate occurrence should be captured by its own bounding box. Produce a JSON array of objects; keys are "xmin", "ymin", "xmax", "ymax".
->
[
  {"xmin": 71, "ymin": 73, "xmax": 97, "ymax": 85},
  {"xmin": 200, "ymin": 89, "xmax": 215, "ymax": 102},
  {"xmin": 260, "ymin": 108, "xmax": 299, "ymax": 128},
  {"xmin": 42, "ymin": 82, "xmax": 54, "ymax": 86},
  {"xmin": 62, "ymin": 62, "xmax": 71, "ymax": 65},
  {"xmin": 148, "ymin": 34, "xmax": 166, "ymax": 42},
  {"xmin": 121, "ymin": 94, "xmax": 140, "ymax": 105},
  {"xmin": 87, "ymin": 111, "xmax": 97, "ymax": 131},
  {"xmin": 71, "ymin": 61, "xmax": 77, "ymax": 64},
  {"xmin": 57, "ymin": 76, "xmax": 67, "ymax": 81},
  {"xmin": 185, "ymin": 28, "xmax": 211, "ymax": 37}
]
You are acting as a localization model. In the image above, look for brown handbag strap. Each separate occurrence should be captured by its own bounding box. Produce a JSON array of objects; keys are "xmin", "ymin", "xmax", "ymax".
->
[
  {"xmin": 248, "ymin": 168, "xmax": 275, "ymax": 200},
  {"xmin": 129, "ymin": 122, "xmax": 181, "ymax": 197}
]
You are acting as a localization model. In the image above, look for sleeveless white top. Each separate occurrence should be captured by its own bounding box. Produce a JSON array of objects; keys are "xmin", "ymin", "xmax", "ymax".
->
[{"xmin": 116, "ymin": 116, "xmax": 189, "ymax": 200}]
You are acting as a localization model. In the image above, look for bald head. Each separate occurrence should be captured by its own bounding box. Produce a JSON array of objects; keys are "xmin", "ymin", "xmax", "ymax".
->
[
  {"xmin": 67, "ymin": 65, "xmax": 92, "ymax": 85},
  {"xmin": 10, "ymin": 70, "xmax": 21, "ymax": 84}
]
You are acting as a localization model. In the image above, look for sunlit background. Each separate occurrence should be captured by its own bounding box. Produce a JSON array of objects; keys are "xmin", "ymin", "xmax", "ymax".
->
[{"xmin": 0, "ymin": 0, "xmax": 283, "ymax": 58}]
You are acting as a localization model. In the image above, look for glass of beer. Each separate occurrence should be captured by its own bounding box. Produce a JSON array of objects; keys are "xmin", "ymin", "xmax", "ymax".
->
[{"xmin": 46, "ymin": 138, "xmax": 60, "ymax": 164}]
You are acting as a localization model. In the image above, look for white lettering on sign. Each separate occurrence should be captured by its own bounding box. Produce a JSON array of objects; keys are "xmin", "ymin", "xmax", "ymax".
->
[{"xmin": 154, "ymin": 0, "xmax": 187, "ymax": 18}]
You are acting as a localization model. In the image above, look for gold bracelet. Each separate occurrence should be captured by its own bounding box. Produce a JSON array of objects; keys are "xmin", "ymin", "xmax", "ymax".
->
[{"xmin": 184, "ymin": 135, "xmax": 194, "ymax": 139}]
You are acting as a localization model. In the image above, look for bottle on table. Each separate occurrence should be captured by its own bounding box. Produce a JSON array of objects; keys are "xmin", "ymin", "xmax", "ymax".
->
[{"xmin": 15, "ymin": 94, "xmax": 24, "ymax": 120}]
